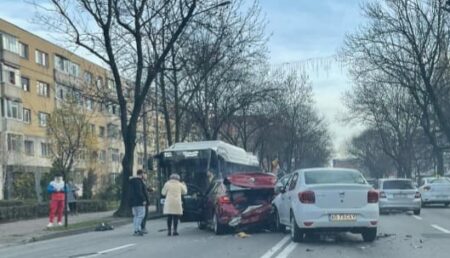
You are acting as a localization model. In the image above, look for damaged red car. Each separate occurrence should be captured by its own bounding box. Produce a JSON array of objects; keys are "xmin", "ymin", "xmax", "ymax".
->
[{"xmin": 156, "ymin": 141, "xmax": 277, "ymax": 234}]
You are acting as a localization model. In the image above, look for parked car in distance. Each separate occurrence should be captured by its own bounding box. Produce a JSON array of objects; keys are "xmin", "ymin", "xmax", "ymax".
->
[
  {"xmin": 272, "ymin": 168, "xmax": 379, "ymax": 243},
  {"xmin": 378, "ymin": 178, "xmax": 421, "ymax": 215},
  {"xmin": 419, "ymin": 177, "xmax": 450, "ymax": 207}
]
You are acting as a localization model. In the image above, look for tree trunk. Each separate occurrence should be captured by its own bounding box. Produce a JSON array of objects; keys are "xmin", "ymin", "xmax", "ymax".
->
[
  {"xmin": 114, "ymin": 133, "xmax": 136, "ymax": 217},
  {"xmin": 435, "ymin": 148, "xmax": 444, "ymax": 176},
  {"xmin": 160, "ymin": 68, "xmax": 173, "ymax": 146}
]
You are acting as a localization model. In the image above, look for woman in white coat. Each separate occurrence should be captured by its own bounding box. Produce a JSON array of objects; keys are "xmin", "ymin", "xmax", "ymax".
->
[{"xmin": 161, "ymin": 173, "xmax": 187, "ymax": 236}]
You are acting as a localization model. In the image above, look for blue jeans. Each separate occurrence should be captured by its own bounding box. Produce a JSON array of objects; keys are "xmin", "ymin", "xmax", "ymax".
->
[{"xmin": 132, "ymin": 206, "xmax": 145, "ymax": 232}]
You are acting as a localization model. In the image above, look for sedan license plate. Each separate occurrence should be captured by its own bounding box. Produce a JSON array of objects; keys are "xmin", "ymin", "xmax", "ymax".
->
[
  {"xmin": 329, "ymin": 214, "xmax": 357, "ymax": 222},
  {"xmin": 393, "ymin": 194, "xmax": 407, "ymax": 198}
]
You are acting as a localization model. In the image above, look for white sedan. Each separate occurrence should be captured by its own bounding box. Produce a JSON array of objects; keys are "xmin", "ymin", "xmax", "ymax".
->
[
  {"xmin": 272, "ymin": 168, "xmax": 379, "ymax": 242},
  {"xmin": 419, "ymin": 177, "xmax": 450, "ymax": 207}
]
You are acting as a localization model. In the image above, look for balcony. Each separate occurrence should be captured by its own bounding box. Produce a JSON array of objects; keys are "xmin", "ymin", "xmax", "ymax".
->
[
  {"xmin": 1, "ymin": 117, "xmax": 24, "ymax": 132},
  {"xmin": 0, "ymin": 49, "xmax": 20, "ymax": 68},
  {"xmin": 0, "ymin": 82, "xmax": 22, "ymax": 99},
  {"xmin": 54, "ymin": 69, "xmax": 83, "ymax": 88}
]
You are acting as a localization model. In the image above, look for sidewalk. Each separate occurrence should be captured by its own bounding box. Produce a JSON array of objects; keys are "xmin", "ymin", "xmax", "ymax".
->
[{"xmin": 0, "ymin": 206, "xmax": 157, "ymax": 248}]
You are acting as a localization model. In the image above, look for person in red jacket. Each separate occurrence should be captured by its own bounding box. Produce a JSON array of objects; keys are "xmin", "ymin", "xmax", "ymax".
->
[{"xmin": 47, "ymin": 174, "xmax": 65, "ymax": 227}]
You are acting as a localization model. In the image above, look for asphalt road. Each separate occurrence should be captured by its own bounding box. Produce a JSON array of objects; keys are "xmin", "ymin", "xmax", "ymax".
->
[{"xmin": 1, "ymin": 206, "xmax": 450, "ymax": 258}]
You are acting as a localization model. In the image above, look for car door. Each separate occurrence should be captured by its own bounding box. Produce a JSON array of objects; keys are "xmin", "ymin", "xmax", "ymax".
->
[
  {"xmin": 280, "ymin": 173, "xmax": 298, "ymax": 224},
  {"xmin": 181, "ymin": 183, "xmax": 206, "ymax": 222}
]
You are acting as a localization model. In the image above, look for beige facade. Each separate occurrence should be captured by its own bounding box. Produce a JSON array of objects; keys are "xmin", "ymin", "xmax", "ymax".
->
[{"xmin": 0, "ymin": 18, "xmax": 166, "ymax": 200}]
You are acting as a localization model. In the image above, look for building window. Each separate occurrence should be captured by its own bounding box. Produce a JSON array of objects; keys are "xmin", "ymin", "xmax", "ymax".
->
[
  {"xmin": 24, "ymin": 140, "xmax": 34, "ymax": 156},
  {"xmin": 2, "ymin": 33, "xmax": 19, "ymax": 54},
  {"xmin": 107, "ymin": 79, "xmax": 115, "ymax": 90},
  {"xmin": 38, "ymin": 112, "xmax": 49, "ymax": 127},
  {"xmin": 110, "ymin": 148, "xmax": 120, "ymax": 162},
  {"xmin": 19, "ymin": 42, "xmax": 28, "ymax": 59},
  {"xmin": 8, "ymin": 134, "xmax": 23, "ymax": 153},
  {"xmin": 37, "ymin": 81, "xmax": 50, "ymax": 97},
  {"xmin": 5, "ymin": 99, "xmax": 23, "ymax": 120},
  {"xmin": 84, "ymin": 71, "xmax": 93, "ymax": 84},
  {"xmin": 99, "ymin": 126, "xmax": 105, "ymax": 138},
  {"xmin": 107, "ymin": 124, "xmax": 119, "ymax": 139},
  {"xmin": 99, "ymin": 150, "xmax": 106, "ymax": 162},
  {"xmin": 21, "ymin": 77, "xmax": 30, "ymax": 91},
  {"xmin": 35, "ymin": 49, "xmax": 48, "ymax": 66},
  {"xmin": 2, "ymin": 65, "xmax": 20, "ymax": 87},
  {"xmin": 96, "ymin": 77, "xmax": 103, "ymax": 88},
  {"xmin": 23, "ymin": 108, "xmax": 31, "ymax": 124},
  {"xmin": 86, "ymin": 98, "xmax": 94, "ymax": 111},
  {"xmin": 41, "ymin": 142, "xmax": 50, "ymax": 157},
  {"xmin": 89, "ymin": 124, "xmax": 96, "ymax": 135}
]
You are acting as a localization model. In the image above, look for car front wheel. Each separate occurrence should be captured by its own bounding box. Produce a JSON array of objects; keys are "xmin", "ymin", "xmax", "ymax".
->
[
  {"xmin": 290, "ymin": 213, "xmax": 305, "ymax": 243},
  {"xmin": 362, "ymin": 228, "xmax": 377, "ymax": 242},
  {"xmin": 413, "ymin": 209, "xmax": 421, "ymax": 215},
  {"xmin": 274, "ymin": 208, "xmax": 286, "ymax": 233}
]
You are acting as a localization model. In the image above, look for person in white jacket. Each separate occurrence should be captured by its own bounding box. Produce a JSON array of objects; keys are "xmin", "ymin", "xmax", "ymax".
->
[{"xmin": 161, "ymin": 173, "xmax": 187, "ymax": 236}]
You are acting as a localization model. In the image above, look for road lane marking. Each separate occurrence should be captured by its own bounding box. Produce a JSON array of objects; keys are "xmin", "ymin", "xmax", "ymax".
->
[
  {"xmin": 78, "ymin": 244, "xmax": 136, "ymax": 258},
  {"xmin": 274, "ymin": 242, "xmax": 297, "ymax": 258},
  {"xmin": 431, "ymin": 224, "xmax": 450, "ymax": 234},
  {"xmin": 98, "ymin": 243, "xmax": 136, "ymax": 254},
  {"xmin": 413, "ymin": 215, "xmax": 422, "ymax": 220},
  {"xmin": 260, "ymin": 236, "xmax": 291, "ymax": 258}
]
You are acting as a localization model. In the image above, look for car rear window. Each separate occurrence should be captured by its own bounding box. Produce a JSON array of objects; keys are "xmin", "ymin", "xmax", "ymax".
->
[
  {"xmin": 304, "ymin": 170, "xmax": 366, "ymax": 185},
  {"xmin": 382, "ymin": 180, "xmax": 414, "ymax": 190},
  {"xmin": 429, "ymin": 178, "xmax": 450, "ymax": 184}
]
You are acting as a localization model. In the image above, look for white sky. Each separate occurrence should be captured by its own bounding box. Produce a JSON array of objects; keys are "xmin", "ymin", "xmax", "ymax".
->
[{"xmin": 0, "ymin": 0, "xmax": 368, "ymax": 158}]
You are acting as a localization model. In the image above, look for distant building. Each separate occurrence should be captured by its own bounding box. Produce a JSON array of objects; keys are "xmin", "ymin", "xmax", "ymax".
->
[{"xmin": 0, "ymin": 18, "xmax": 170, "ymax": 200}]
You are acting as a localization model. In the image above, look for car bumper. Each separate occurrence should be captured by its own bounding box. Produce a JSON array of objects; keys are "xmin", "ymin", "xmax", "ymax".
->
[
  {"xmin": 379, "ymin": 199, "xmax": 421, "ymax": 210},
  {"xmin": 292, "ymin": 204, "xmax": 379, "ymax": 229},
  {"xmin": 421, "ymin": 193, "xmax": 450, "ymax": 203}
]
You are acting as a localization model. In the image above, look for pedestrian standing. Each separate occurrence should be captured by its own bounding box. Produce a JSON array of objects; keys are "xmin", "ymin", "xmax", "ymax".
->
[
  {"xmin": 161, "ymin": 173, "xmax": 187, "ymax": 236},
  {"xmin": 47, "ymin": 174, "xmax": 65, "ymax": 227},
  {"xmin": 129, "ymin": 169, "xmax": 149, "ymax": 236},
  {"xmin": 140, "ymin": 172, "xmax": 154, "ymax": 234},
  {"xmin": 67, "ymin": 181, "xmax": 79, "ymax": 215}
]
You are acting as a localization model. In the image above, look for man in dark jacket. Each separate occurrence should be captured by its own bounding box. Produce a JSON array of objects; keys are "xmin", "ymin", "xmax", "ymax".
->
[{"xmin": 129, "ymin": 169, "xmax": 149, "ymax": 236}]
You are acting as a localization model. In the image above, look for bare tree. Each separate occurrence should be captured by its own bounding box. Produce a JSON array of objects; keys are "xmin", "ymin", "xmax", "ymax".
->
[
  {"xmin": 47, "ymin": 96, "xmax": 96, "ymax": 226},
  {"xmin": 347, "ymin": 129, "xmax": 395, "ymax": 179},
  {"xmin": 36, "ymin": 0, "xmax": 219, "ymax": 216},
  {"xmin": 344, "ymin": 78, "xmax": 420, "ymax": 178},
  {"xmin": 254, "ymin": 71, "xmax": 332, "ymax": 173},
  {"xmin": 343, "ymin": 0, "xmax": 450, "ymax": 175}
]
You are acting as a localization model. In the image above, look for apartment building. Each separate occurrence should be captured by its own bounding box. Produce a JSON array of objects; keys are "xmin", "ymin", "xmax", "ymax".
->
[{"xmin": 0, "ymin": 18, "xmax": 164, "ymax": 200}]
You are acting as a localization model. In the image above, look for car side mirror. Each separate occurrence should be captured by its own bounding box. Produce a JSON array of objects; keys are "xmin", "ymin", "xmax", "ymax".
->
[{"xmin": 279, "ymin": 186, "xmax": 286, "ymax": 194}]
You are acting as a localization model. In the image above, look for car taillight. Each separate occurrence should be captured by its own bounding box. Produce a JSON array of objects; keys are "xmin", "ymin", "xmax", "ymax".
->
[
  {"xmin": 298, "ymin": 191, "xmax": 315, "ymax": 204},
  {"xmin": 415, "ymin": 192, "xmax": 421, "ymax": 199},
  {"xmin": 379, "ymin": 191, "xmax": 387, "ymax": 199},
  {"xmin": 368, "ymin": 190, "xmax": 379, "ymax": 203},
  {"xmin": 218, "ymin": 196, "xmax": 231, "ymax": 205},
  {"xmin": 423, "ymin": 186, "xmax": 431, "ymax": 191}
]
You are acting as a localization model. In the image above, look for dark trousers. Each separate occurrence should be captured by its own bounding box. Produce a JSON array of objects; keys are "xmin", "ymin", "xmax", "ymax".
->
[
  {"xmin": 68, "ymin": 202, "xmax": 77, "ymax": 214},
  {"xmin": 167, "ymin": 215, "xmax": 180, "ymax": 233},
  {"xmin": 141, "ymin": 205, "xmax": 148, "ymax": 230}
]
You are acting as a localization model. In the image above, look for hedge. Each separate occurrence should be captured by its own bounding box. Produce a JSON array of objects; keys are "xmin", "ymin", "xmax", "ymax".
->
[
  {"xmin": 0, "ymin": 200, "xmax": 25, "ymax": 207},
  {"xmin": 0, "ymin": 200, "xmax": 108, "ymax": 222}
]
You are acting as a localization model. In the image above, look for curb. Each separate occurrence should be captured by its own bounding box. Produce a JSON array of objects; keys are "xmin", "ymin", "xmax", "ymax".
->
[{"xmin": 26, "ymin": 213, "xmax": 164, "ymax": 244}]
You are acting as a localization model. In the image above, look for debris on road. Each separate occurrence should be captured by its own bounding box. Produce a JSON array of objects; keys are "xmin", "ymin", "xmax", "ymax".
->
[
  {"xmin": 377, "ymin": 233, "xmax": 396, "ymax": 239},
  {"xmin": 306, "ymin": 248, "xmax": 314, "ymax": 252},
  {"xmin": 235, "ymin": 232, "xmax": 251, "ymax": 238},
  {"xmin": 94, "ymin": 222, "xmax": 114, "ymax": 231}
]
